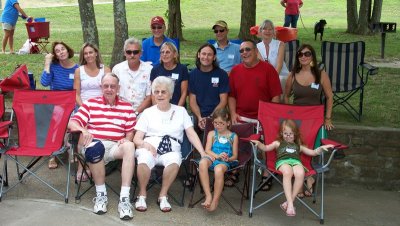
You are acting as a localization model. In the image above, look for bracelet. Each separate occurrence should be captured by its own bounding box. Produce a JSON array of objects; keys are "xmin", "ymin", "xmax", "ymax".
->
[{"xmin": 325, "ymin": 117, "xmax": 331, "ymax": 120}]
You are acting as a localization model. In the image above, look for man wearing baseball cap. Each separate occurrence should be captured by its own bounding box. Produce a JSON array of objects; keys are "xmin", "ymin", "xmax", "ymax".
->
[
  {"xmin": 141, "ymin": 16, "xmax": 177, "ymax": 65},
  {"xmin": 211, "ymin": 20, "xmax": 241, "ymax": 73}
]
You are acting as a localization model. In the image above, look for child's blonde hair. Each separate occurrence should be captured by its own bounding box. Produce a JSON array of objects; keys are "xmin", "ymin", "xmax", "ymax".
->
[{"xmin": 277, "ymin": 119, "xmax": 303, "ymax": 145}]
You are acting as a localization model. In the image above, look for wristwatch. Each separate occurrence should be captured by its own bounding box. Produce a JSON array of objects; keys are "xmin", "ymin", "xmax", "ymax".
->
[{"xmin": 135, "ymin": 111, "xmax": 139, "ymax": 116}]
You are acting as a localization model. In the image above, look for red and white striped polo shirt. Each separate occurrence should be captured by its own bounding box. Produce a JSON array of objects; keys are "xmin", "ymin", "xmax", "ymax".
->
[{"xmin": 72, "ymin": 96, "xmax": 136, "ymax": 141}]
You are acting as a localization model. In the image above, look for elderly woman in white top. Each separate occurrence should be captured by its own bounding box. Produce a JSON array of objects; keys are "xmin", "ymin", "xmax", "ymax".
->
[
  {"xmin": 256, "ymin": 19, "xmax": 289, "ymax": 95},
  {"xmin": 133, "ymin": 76, "xmax": 206, "ymax": 212}
]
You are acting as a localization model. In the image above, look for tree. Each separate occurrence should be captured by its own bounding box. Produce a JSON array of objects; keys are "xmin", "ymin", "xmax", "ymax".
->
[
  {"xmin": 238, "ymin": 0, "xmax": 256, "ymax": 40},
  {"xmin": 78, "ymin": 0, "xmax": 99, "ymax": 47},
  {"xmin": 110, "ymin": 0, "xmax": 129, "ymax": 68},
  {"xmin": 346, "ymin": 0, "xmax": 383, "ymax": 34},
  {"xmin": 167, "ymin": 0, "xmax": 184, "ymax": 40}
]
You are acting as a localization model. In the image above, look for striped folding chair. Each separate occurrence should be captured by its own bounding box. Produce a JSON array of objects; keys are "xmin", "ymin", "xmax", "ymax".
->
[
  {"xmin": 320, "ymin": 41, "xmax": 378, "ymax": 121},
  {"xmin": 284, "ymin": 39, "xmax": 300, "ymax": 72}
]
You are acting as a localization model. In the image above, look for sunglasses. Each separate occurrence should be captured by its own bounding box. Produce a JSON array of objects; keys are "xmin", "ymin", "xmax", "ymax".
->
[
  {"xmin": 239, "ymin": 47, "xmax": 253, "ymax": 53},
  {"xmin": 214, "ymin": 29, "xmax": 225, "ymax": 33},
  {"xmin": 297, "ymin": 51, "xmax": 312, "ymax": 58},
  {"xmin": 125, "ymin": 50, "xmax": 140, "ymax": 55},
  {"xmin": 151, "ymin": 26, "xmax": 163, "ymax": 30}
]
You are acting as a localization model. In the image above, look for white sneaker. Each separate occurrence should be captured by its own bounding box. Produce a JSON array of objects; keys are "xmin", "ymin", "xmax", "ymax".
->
[
  {"xmin": 118, "ymin": 197, "xmax": 133, "ymax": 220},
  {"xmin": 93, "ymin": 192, "xmax": 108, "ymax": 214}
]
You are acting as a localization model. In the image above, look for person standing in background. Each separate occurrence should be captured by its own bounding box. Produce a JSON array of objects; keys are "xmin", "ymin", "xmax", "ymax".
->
[
  {"xmin": 1, "ymin": 0, "xmax": 32, "ymax": 53},
  {"xmin": 280, "ymin": 0, "xmax": 303, "ymax": 28}
]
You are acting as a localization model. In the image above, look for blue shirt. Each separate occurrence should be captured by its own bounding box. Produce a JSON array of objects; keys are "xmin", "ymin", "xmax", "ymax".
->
[
  {"xmin": 213, "ymin": 41, "xmax": 241, "ymax": 73},
  {"xmin": 40, "ymin": 63, "xmax": 79, "ymax": 90},
  {"xmin": 1, "ymin": 0, "xmax": 19, "ymax": 26},
  {"xmin": 150, "ymin": 63, "xmax": 189, "ymax": 105},
  {"xmin": 141, "ymin": 35, "xmax": 176, "ymax": 65},
  {"xmin": 188, "ymin": 67, "xmax": 229, "ymax": 117}
]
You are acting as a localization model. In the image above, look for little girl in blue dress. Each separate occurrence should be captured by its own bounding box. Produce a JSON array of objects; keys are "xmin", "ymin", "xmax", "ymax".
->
[{"xmin": 198, "ymin": 108, "xmax": 239, "ymax": 212}]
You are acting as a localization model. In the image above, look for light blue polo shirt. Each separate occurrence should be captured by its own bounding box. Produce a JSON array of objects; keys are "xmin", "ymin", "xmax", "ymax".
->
[
  {"xmin": 1, "ymin": 0, "xmax": 19, "ymax": 26},
  {"xmin": 213, "ymin": 41, "xmax": 241, "ymax": 73}
]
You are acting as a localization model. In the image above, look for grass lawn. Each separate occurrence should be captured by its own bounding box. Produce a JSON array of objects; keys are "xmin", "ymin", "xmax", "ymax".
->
[{"xmin": 1, "ymin": 0, "xmax": 399, "ymax": 127}]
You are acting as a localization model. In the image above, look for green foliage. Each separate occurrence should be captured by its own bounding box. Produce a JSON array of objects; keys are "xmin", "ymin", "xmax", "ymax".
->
[{"xmin": 1, "ymin": 0, "xmax": 399, "ymax": 127}]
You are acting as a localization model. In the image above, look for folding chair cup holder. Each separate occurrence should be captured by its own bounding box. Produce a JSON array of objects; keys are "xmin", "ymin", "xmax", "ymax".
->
[
  {"xmin": 188, "ymin": 118, "xmax": 254, "ymax": 215},
  {"xmin": 0, "ymin": 90, "xmax": 76, "ymax": 203},
  {"xmin": 247, "ymin": 102, "xmax": 347, "ymax": 224}
]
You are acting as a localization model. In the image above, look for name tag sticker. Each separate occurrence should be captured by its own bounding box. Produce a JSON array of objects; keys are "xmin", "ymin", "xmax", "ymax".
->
[
  {"xmin": 311, "ymin": 83, "xmax": 320, "ymax": 89},
  {"xmin": 171, "ymin": 73, "xmax": 179, "ymax": 80},
  {"xmin": 211, "ymin": 77, "xmax": 219, "ymax": 83},
  {"xmin": 228, "ymin": 54, "xmax": 234, "ymax": 59},
  {"xmin": 69, "ymin": 73, "xmax": 74, "ymax": 79}
]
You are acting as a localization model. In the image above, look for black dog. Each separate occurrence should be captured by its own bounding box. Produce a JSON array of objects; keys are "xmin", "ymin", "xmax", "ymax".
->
[{"xmin": 314, "ymin": 19, "xmax": 327, "ymax": 41}]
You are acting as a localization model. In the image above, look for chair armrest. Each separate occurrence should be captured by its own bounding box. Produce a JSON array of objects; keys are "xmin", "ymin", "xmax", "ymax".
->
[
  {"xmin": 239, "ymin": 134, "xmax": 261, "ymax": 142},
  {"xmin": 319, "ymin": 139, "xmax": 348, "ymax": 168},
  {"xmin": 0, "ymin": 120, "xmax": 13, "ymax": 129},
  {"xmin": 361, "ymin": 63, "xmax": 379, "ymax": 75}
]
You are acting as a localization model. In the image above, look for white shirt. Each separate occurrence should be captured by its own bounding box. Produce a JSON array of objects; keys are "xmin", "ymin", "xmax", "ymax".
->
[
  {"xmin": 134, "ymin": 104, "xmax": 193, "ymax": 153},
  {"xmin": 257, "ymin": 39, "xmax": 289, "ymax": 77},
  {"xmin": 112, "ymin": 60, "xmax": 153, "ymax": 111},
  {"xmin": 79, "ymin": 64, "xmax": 104, "ymax": 102}
]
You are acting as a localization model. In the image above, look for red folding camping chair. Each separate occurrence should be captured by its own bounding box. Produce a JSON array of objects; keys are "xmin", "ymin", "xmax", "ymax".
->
[
  {"xmin": 0, "ymin": 90, "xmax": 75, "ymax": 203},
  {"xmin": 25, "ymin": 21, "xmax": 50, "ymax": 54},
  {"xmin": 247, "ymin": 102, "xmax": 347, "ymax": 224},
  {"xmin": 0, "ymin": 94, "xmax": 13, "ymax": 187}
]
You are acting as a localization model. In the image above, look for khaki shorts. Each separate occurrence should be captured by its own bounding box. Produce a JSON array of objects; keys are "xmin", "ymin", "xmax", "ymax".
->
[
  {"xmin": 81, "ymin": 140, "xmax": 119, "ymax": 165},
  {"xmin": 2, "ymin": 23, "xmax": 15, "ymax": 30}
]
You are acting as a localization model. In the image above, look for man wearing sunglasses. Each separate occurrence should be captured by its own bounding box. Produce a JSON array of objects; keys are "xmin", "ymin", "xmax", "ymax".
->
[
  {"xmin": 112, "ymin": 37, "xmax": 152, "ymax": 116},
  {"xmin": 229, "ymin": 40, "xmax": 282, "ymax": 124},
  {"xmin": 141, "ymin": 16, "xmax": 177, "ymax": 65},
  {"xmin": 211, "ymin": 20, "xmax": 241, "ymax": 73}
]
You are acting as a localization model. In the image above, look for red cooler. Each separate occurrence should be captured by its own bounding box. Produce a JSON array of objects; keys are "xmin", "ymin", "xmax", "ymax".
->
[{"xmin": 275, "ymin": 26, "xmax": 297, "ymax": 42}]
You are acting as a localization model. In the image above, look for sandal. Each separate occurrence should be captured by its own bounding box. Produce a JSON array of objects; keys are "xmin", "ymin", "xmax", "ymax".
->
[
  {"xmin": 304, "ymin": 183, "xmax": 315, "ymax": 197},
  {"xmin": 224, "ymin": 173, "xmax": 239, "ymax": 187},
  {"xmin": 258, "ymin": 176, "xmax": 272, "ymax": 191},
  {"xmin": 48, "ymin": 158, "xmax": 58, "ymax": 169},
  {"xmin": 286, "ymin": 206, "xmax": 296, "ymax": 217},
  {"xmin": 158, "ymin": 196, "xmax": 171, "ymax": 212},
  {"xmin": 76, "ymin": 170, "xmax": 91, "ymax": 182},
  {"xmin": 135, "ymin": 196, "xmax": 147, "ymax": 212},
  {"xmin": 297, "ymin": 192, "xmax": 305, "ymax": 199}
]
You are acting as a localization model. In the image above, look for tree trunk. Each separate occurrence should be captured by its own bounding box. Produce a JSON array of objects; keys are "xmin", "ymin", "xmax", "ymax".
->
[
  {"xmin": 370, "ymin": 0, "xmax": 383, "ymax": 24},
  {"xmin": 167, "ymin": 0, "xmax": 184, "ymax": 40},
  {"xmin": 78, "ymin": 0, "xmax": 99, "ymax": 47},
  {"xmin": 356, "ymin": 0, "xmax": 371, "ymax": 34},
  {"xmin": 238, "ymin": 0, "xmax": 256, "ymax": 40},
  {"xmin": 346, "ymin": 0, "xmax": 358, "ymax": 33},
  {"xmin": 110, "ymin": 0, "xmax": 128, "ymax": 69}
]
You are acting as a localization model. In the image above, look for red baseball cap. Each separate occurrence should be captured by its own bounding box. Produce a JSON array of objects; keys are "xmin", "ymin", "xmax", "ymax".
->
[{"xmin": 150, "ymin": 16, "xmax": 165, "ymax": 26}]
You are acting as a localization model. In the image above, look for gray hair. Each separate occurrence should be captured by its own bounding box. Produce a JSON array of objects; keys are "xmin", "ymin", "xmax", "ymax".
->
[
  {"xmin": 151, "ymin": 76, "xmax": 175, "ymax": 96},
  {"xmin": 101, "ymin": 72, "xmax": 120, "ymax": 83},
  {"xmin": 124, "ymin": 37, "xmax": 141, "ymax": 51},
  {"xmin": 258, "ymin": 19, "xmax": 276, "ymax": 37}
]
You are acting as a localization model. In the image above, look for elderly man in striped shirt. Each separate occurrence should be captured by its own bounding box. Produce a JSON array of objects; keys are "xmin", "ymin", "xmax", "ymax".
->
[{"xmin": 68, "ymin": 73, "xmax": 136, "ymax": 220}]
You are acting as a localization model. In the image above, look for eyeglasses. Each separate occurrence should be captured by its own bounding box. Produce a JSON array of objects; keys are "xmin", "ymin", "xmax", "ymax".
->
[
  {"xmin": 125, "ymin": 50, "xmax": 140, "ymax": 55},
  {"xmin": 102, "ymin": 84, "xmax": 117, "ymax": 89},
  {"xmin": 151, "ymin": 26, "xmax": 163, "ymax": 30},
  {"xmin": 153, "ymin": 90, "xmax": 168, "ymax": 95},
  {"xmin": 297, "ymin": 51, "xmax": 312, "ymax": 58},
  {"xmin": 214, "ymin": 29, "xmax": 225, "ymax": 34},
  {"xmin": 282, "ymin": 132, "xmax": 294, "ymax": 137},
  {"xmin": 239, "ymin": 47, "xmax": 253, "ymax": 53},
  {"xmin": 213, "ymin": 121, "xmax": 226, "ymax": 126}
]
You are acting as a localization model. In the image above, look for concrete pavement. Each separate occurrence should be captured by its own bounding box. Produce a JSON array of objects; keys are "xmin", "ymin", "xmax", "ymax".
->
[{"xmin": 0, "ymin": 162, "xmax": 399, "ymax": 226}]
